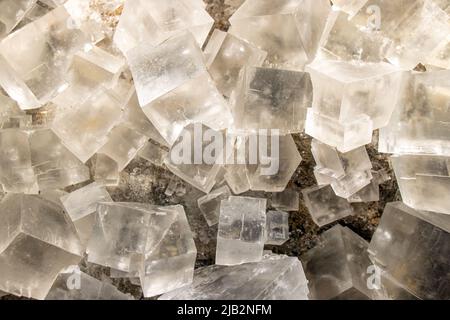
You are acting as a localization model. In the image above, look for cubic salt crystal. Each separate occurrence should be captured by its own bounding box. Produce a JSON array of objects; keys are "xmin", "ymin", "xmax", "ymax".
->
[
  {"xmin": 229, "ymin": 0, "xmax": 331, "ymax": 70},
  {"xmin": 231, "ymin": 67, "xmax": 312, "ymax": 133},
  {"xmin": 138, "ymin": 141, "xmax": 168, "ymax": 167},
  {"xmin": 224, "ymin": 165, "xmax": 251, "ymax": 195},
  {"xmin": 0, "ymin": 5, "xmax": 91, "ymax": 109},
  {"xmin": 302, "ymin": 184, "xmax": 354, "ymax": 227},
  {"xmin": 0, "ymin": 129, "xmax": 38, "ymax": 194},
  {"xmin": 379, "ymin": 70, "xmax": 450, "ymax": 156},
  {"xmin": 94, "ymin": 153, "xmax": 120, "ymax": 186},
  {"xmin": 46, "ymin": 268, "xmax": 133, "ymax": 300},
  {"xmin": 29, "ymin": 128, "xmax": 90, "ymax": 190},
  {"xmin": 216, "ymin": 196, "xmax": 267, "ymax": 266},
  {"xmin": 427, "ymin": 36, "xmax": 450, "ymax": 70},
  {"xmin": 114, "ymin": 0, "xmax": 214, "ymax": 55},
  {"xmin": 61, "ymin": 182, "xmax": 113, "ymax": 246},
  {"xmin": 0, "ymin": 94, "xmax": 32, "ymax": 129},
  {"xmin": 87, "ymin": 203, "xmax": 196, "ymax": 297},
  {"xmin": 160, "ymin": 254, "xmax": 309, "ymax": 300},
  {"xmin": 197, "ymin": 185, "xmax": 232, "ymax": 226},
  {"xmin": 0, "ymin": 0, "xmax": 37, "ymax": 38},
  {"xmin": 391, "ymin": 154, "xmax": 450, "ymax": 215},
  {"xmin": 301, "ymin": 225, "xmax": 374, "ymax": 300},
  {"xmin": 99, "ymin": 124, "xmax": 148, "ymax": 171},
  {"xmin": 204, "ymin": 29, "xmax": 267, "ymax": 98},
  {"xmin": 165, "ymin": 123, "xmax": 224, "ymax": 194},
  {"xmin": 307, "ymin": 59, "xmax": 404, "ymax": 130},
  {"xmin": 265, "ymin": 210, "xmax": 289, "ymax": 245},
  {"xmin": 142, "ymin": 72, "xmax": 233, "ymax": 146},
  {"xmin": 52, "ymin": 88, "xmax": 123, "ymax": 163},
  {"xmin": 305, "ymin": 108, "xmax": 373, "ymax": 153},
  {"xmin": 246, "ymin": 134, "xmax": 302, "ymax": 192},
  {"xmin": 347, "ymin": 170, "xmax": 389, "ymax": 203},
  {"xmin": 271, "ymin": 189, "xmax": 299, "ymax": 211},
  {"xmin": 369, "ymin": 202, "xmax": 450, "ymax": 299},
  {"xmin": 0, "ymin": 194, "xmax": 83, "ymax": 299}
]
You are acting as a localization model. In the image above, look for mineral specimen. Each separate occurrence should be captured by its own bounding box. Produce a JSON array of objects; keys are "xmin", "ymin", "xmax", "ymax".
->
[
  {"xmin": 216, "ymin": 196, "xmax": 267, "ymax": 265},
  {"xmin": 87, "ymin": 202, "xmax": 196, "ymax": 297},
  {"xmin": 271, "ymin": 188, "xmax": 299, "ymax": 211},
  {"xmin": 369, "ymin": 202, "xmax": 450, "ymax": 299},
  {"xmin": 160, "ymin": 254, "xmax": 309, "ymax": 300},
  {"xmin": 229, "ymin": 0, "xmax": 331, "ymax": 70},
  {"xmin": 302, "ymin": 185, "xmax": 354, "ymax": 227},
  {"xmin": 0, "ymin": 0, "xmax": 37, "ymax": 39},
  {"xmin": 94, "ymin": 153, "xmax": 120, "ymax": 186},
  {"xmin": 197, "ymin": 185, "xmax": 232, "ymax": 226},
  {"xmin": 0, "ymin": 194, "xmax": 83, "ymax": 300},
  {"xmin": 265, "ymin": 210, "xmax": 289, "ymax": 246}
]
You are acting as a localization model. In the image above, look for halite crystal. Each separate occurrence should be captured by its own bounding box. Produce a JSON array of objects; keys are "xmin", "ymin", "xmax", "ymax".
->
[
  {"xmin": 204, "ymin": 30, "xmax": 267, "ymax": 98},
  {"xmin": 302, "ymin": 185, "xmax": 354, "ymax": 227},
  {"xmin": 231, "ymin": 66, "xmax": 313, "ymax": 134},
  {"xmin": 87, "ymin": 202, "xmax": 196, "ymax": 297},
  {"xmin": 160, "ymin": 254, "xmax": 309, "ymax": 300},
  {"xmin": 114, "ymin": 0, "xmax": 213, "ymax": 55},
  {"xmin": 0, "ymin": 194, "xmax": 83, "ymax": 300},
  {"xmin": 265, "ymin": 210, "xmax": 289, "ymax": 245},
  {"xmin": 301, "ymin": 225, "xmax": 374, "ymax": 300},
  {"xmin": 0, "ymin": 0, "xmax": 37, "ymax": 39},
  {"xmin": 197, "ymin": 185, "xmax": 232, "ymax": 226},
  {"xmin": 216, "ymin": 196, "xmax": 267, "ymax": 266},
  {"xmin": 369, "ymin": 202, "xmax": 450, "ymax": 299},
  {"xmin": 379, "ymin": 70, "xmax": 450, "ymax": 156},
  {"xmin": 94, "ymin": 153, "xmax": 120, "ymax": 186},
  {"xmin": 46, "ymin": 267, "xmax": 133, "ymax": 300},
  {"xmin": 138, "ymin": 141, "xmax": 168, "ymax": 167},
  {"xmin": 61, "ymin": 182, "xmax": 113, "ymax": 245},
  {"xmin": 271, "ymin": 188, "xmax": 299, "ymax": 211},
  {"xmin": 229, "ymin": 0, "xmax": 331, "ymax": 70},
  {"xmin": 0, "ymin": 5, "xmax": 92, "ymax": 109},
  {"xmin": 391, "ymin": 154, "xmax": 450, "ymax": 215}
]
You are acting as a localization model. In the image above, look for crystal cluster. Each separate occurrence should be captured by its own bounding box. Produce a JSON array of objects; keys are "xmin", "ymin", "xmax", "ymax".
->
[{"xmin": 0, "ymin": 0, "xmax": 449, "ymax": 301}]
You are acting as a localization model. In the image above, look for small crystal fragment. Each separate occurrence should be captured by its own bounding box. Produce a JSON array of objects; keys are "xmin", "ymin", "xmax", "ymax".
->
[
  {"xmin": 369, "ymin": 202, "xmax": 450, "ymax": 299},
  {"xmin": 160, "ymin": 254, "xmax": 309, "ymax": 300},
  {"xmin": 197, "ymin": 185, "xmax": 232, "ymax": 226},
  {"xmin": 265, "ymin": 210, "xmax": 289, "ymax": 246},
  {"xmin": 0, "ymin": 194, "xmax": 83, "ymax": 299},
  {"xmin": 216, "ymin": 196, "xmax": 267, "ymax": 266},
  {"xmin": 302, "ymin": 185, "xmax": 353, "ymax": 227}
]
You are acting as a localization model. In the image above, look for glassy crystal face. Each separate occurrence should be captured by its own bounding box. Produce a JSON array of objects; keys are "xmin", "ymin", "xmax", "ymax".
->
[
  {"xmin": 302, "ymin": 185, "xmax": 354, "ymax": 227},
  {"xmin": 271, "ymin": 189, "xmax": 299, "ymax": 211},
  {"xmin": 216, "ymin": 196, "xmax": 267, "ymax": 266},
  {"xmin": 0, "ymin": 94, "xmax": 32, "ymax": 129},
  {"xmin": 0, "ymin": 5, "xmax": 91, "ymax": 110},
  {"xmin": 94, "ymin": 153, "xmax": 120, "ymax": 186},
  {"xmin": 0, "ymin": 194, "xmax": 83, "ymax": 300},
  {"xmin": 0, "ymin": 0, "xmax": 37, "ymax": 38},
  {"xmin": 306, "ymin": 59, "xmax": 404, "ymax": 130},
  {"xmin": 138, "ymin": 141, "xmax": 168, "ymax": 167},
  {"xmin": 160, "ymin": 254, "xmax": 309, "ymax": 300},
  {"xmin": 198, "ymin": 185, "xmax": 232, "ymax": 226},
  {"xmin": 114, "ymin": 0, "xmax": 213, "ymax": 55},
  {"xmin": 87, "ymin": 203, "xmax": 196, "ymax": 298},
  {"xmin": 246, "ymin": 134, "xmax": 302, "ymax": 192},
  {"xmin": 265, "ymin": 210, "xmax": 289, "ymax": 245},
  {"xmin": 204, "ymin": 30, "xmax": 267, "ymax": 98},
  {"xmin": 46, "ymin": 268, "xmax": 133, "ymax": 300},
  {"xmin": 165, "ymin": 123, "xmax": 224, "ymax": 194},
  {"xmin": 379, "ymin": 70, "xmax": 450, "ymax": 156},
  {"xmin": 142, "ymin": 72, "xmax": 233, "ymax": 146},
  {"xmin": 52, "ymin": 89, "xmax": 123, "ymax": 163},
  {"xmin": 391, "ymin": 154, "xmax": 450, "ymax": 215},
  {"xmin": 229, "ymin": 0, "xmax": 331, "ymax": 70},
  {"xmin": 232, "ymin": 67, "xmax": 312, "ymax": 133},
  {"xmin": 127, "ymin": 32, "xmax": 207, "ymax": 109},
  {"xmin": 369, "ymin": 202, "xmax": 450, "ymax": 300},
  {"xmin": 301, "ymin": 225, "xmax": 375, "ymax": 300}
]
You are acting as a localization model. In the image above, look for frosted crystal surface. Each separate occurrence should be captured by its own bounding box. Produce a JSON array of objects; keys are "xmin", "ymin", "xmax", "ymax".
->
[
  {"xmin": 265, "ymin": 210, "xmax": 289, "ymax": 245},
  {"xmin": 216, "ymin": 196, "xmax": 267, "ymax": 265},
  {"xmin": 160, "ymin": 254, "xmax": 309, "ymax": 300},
  {"xmin": 0, "ymin": 194, "xmax": 83, "ymax": 300}
]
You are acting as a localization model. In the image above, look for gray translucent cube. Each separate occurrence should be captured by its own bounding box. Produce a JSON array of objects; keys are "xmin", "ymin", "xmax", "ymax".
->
[
  {"xmin": 216, "ymin": 196, "xmax": 267, "ymax": 265},
  {"xmin": 265, "ymin": 211, "xmax": 289, "ymax": 246},
  {"xmin": 271, "ymin": 189, "xmax": 299, "ymax": 211},
  {"xmin": 369, "ymin": 202, "xmax": 450, "ymax": 299},
  {"xmin": 0, "ymin": 194, "xmax": 83, "ymax": 300}
]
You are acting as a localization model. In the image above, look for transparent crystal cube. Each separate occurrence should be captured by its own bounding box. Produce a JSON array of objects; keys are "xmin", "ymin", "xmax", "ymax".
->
[
  {"xmin": 265, "ymin": 210, "xmax": 289, "ymax": 245},
  {"xmin": 271, "ymin": 189, "xmax": 299, "ymax": 211},
  {"xmin": 94, "ymin": 153, "xmax": 120, "ymax": 186},
  {"xmin": 0, "ymin": 0, "xmax": 37, "ymax": 38},
  {"xmin": 197, "ymin": 185, "xmax": 232, "ymax": 226}
]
